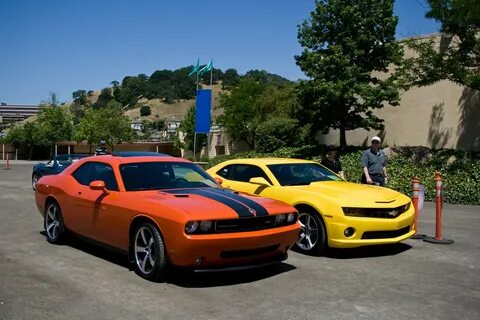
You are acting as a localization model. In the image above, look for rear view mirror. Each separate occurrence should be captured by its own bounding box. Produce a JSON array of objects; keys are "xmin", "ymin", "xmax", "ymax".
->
[
  {"xmin": 249, "ymin": 177, "xmax": 271, "ymax": 186},
  {"xmin": 89, "ymin": 180, "xmax": 110, "ymax": 194}
]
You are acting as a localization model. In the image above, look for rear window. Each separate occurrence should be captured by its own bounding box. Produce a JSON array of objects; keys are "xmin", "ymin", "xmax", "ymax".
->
[{"xmin": 120, "ymin": 162, "xmax": 218, "ymax": 191}]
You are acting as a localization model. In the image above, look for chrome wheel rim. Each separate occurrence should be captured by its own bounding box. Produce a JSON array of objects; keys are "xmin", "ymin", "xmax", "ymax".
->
[
  {"xmin": 45, "ymin": 203, "xmax": 60, "ymax": 240},
  {"xmin": 32, "ymin": 175, "xmax": 38, "ymax": 190},
  {"xmin": 134, "ymin": 227, "xmax": 156, "ymax": 275},
  {"xmin": 297, "ymin": 213, "xmax": 319, "ymax": 251}
]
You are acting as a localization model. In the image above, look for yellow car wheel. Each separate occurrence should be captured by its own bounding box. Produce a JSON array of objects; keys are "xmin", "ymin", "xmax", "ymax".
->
[{"xmin": 295, "ymin": 210, "xmax": 327, "ymax": 255}]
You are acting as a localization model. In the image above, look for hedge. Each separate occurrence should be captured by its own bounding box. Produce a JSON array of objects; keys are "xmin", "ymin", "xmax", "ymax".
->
[{"xmin": 206, "ymin": 146, "xmax": 480, "ymax": 205}]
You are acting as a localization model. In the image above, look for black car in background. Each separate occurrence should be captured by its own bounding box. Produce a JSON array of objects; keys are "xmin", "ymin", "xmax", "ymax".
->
[{"xmin": 32, "ymin": 154, "xmax": 88, "ymax": 190}]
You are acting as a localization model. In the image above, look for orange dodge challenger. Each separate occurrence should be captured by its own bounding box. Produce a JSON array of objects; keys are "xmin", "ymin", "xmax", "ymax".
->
[{"xmin": 35, "ymin": 152, "xmax": 299, "ymax": 281}]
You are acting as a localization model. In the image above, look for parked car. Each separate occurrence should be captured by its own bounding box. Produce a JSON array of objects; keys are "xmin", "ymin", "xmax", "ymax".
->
[
  {"xmin": 207, "ymin": 158, "xmax": 415, "ymax": 255},
  {"xmin": 32, "ymin": 154, "xmax": 88, "ymax": 190},
  {"xmin": 34, "ymin": 152, "xmax": 300, "ymax": 281}
]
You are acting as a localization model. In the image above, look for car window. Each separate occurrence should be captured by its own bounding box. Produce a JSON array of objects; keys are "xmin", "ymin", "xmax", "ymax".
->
[
  {"xmin": 120, "ymin": 162, "xmax": 217, "ymax": 191},
  {"xmin": 72, "ymin": 162, "xmax": 119, "ymax": 191},
  {"xmin": 222, "ymin": 164, "xmax": 272, "ymax": 184},
  {"xmin": 267, "ymin": 163, "xmax": 342, "ymax": 186}
]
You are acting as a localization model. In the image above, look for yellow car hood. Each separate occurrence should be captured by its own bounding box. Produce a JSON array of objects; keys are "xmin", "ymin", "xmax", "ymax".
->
[{"xmin": 291, "ymin": 181, "xmax": 409, "ymax": 207}]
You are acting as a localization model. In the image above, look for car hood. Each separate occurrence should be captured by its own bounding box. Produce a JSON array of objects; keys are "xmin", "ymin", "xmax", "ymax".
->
[
  {"xmin": 140, "ymin": 188, "xmax": 293, "ymax": 220},
  {"xmin": 287, "ymin": 181, "xmax": 409, "ymax": 207}
]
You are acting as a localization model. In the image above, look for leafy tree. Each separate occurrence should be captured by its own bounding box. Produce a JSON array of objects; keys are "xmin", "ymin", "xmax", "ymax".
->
[
  {"xmin": 244, "ymin": 70, "xmax": 292, "ymax": 86},
  {"xmin": 399, "ymin": 0, "xmax": 480, "ymax": 90},
  {"xmin": 140, "ymin": 105, "xmax": 152, "ymax": 117},
  {"xmin": 72, "ymin": 90, "xmax": 87, "ymax": 105},
  {"xmin": 74, "ymin": 108, "xmax": 103, "ymax": 154},
  {"xmin": 217, "ymin": 79, "xmax": 267, "ymax": 148},
  {"xmin": 35, "ymin": 95, "xmax": 74, "ymax": 155},
  {"xmin": 296, "ymin": 0, "xmax": 403, "ymax": 147},
  {"xmin": 98, "ymin": 101, "xmax": 134, "ymax": 151},
  {"xmin": 221, "ymin": 68, "xmax": 240, "ymax": 89},
  {"xmin": 255, "ymin": 117, "xmax": 305, "ymax": 153},
  {"xmin": 176, "ymin": 104, "xmax": 206, "ymax": 156},
  {"xmin": 5, "ymin": 125, "xmax": 24, "ymax": 149},
  {"xmin": 92, "ymin": 88, "xmax": 115, "ymax": 109}
]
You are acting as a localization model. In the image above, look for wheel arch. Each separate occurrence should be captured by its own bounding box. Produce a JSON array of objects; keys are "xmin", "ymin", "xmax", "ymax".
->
[{"xmin": 128, "ymin": 215, "xmax": 166, "ymax": 260}]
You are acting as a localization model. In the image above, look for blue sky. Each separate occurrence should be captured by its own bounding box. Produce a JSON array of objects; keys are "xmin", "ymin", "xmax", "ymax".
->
[{"xmin": 0, "ymin": 0, "xmax": 439, "ymax": 105}]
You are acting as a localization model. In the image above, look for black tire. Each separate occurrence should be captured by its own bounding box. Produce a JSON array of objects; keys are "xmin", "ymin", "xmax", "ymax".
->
[
  {"xmin": 44, "ymin": 201, "xmax": 66, "ymax": 244},
  {"xmin": 132, "ymin": 222, "xmax": 167, "ymax": 282},
  {"xmin": 294, "ymin": 209, "xmax": 328, "ymax": 256},
  {"xmin": 32, "ymin": 173, "xmax": 39, "ymax": 191}
]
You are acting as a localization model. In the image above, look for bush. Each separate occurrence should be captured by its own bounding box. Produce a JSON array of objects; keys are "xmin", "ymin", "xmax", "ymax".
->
[
  {"xmin": 207, "ymin": 146, "xmax": 480, "ymax": 205},
  {"xmin": 140, "ymin": 105, "xmax": 151, "ymax": 116}
]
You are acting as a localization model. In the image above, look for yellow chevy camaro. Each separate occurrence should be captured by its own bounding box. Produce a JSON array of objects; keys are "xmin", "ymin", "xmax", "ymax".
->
[{"xmin": 207, "ymin": 158, "xmax": 415, "ymax": 255}]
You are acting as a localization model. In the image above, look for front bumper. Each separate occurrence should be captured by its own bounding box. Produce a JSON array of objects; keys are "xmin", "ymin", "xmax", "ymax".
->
[
  {"xmin": 326, "ymin": 206, "xmax": 415, "ymax": 248},
  {"xmin": 167, "ymin": 223, "xmax": 300, "ymax": 268}
]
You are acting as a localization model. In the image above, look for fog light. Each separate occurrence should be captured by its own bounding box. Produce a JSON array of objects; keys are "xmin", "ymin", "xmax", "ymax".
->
[
  {"xmin": 195, "ymin": 257, "xmax": 204, "ymax": 266},
  {"xmin": 344, "ymin": 227, "xmax": 355, "ymax": 237}
]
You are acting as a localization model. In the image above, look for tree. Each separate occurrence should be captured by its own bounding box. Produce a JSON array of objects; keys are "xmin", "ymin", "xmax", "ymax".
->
[
  {"xmin": 255, "ymin": 118, "xmax": 305, "ymax": 153},
  {"xmin": 296, "ymin": 0, "xmax": 403, "ymax": 147},
  {"xmin": 399, "ymin": 0, "xmax": 480, "ymax": 90},
  {"xmin": 217, "ymin": 79, "xmax": 267, "ymax": 148},
  {"xmin": 35, "ymin": 95, "xmax": 74, "ymax": 155},
  {"xmin": 221, "ymin": 68, "xmax": 240, "ymax": 89},
  {"xmin": 92, "ymin": 88, "xmax": 115, "ymax": 109},
  {"xmin": 176, "ymin": 104, "xmax": 206, "ymax": 156},
  {"xmin": 140, "ymin": 105, "xmax": 152, "ymax": 117},
  {"xmin": 97, "ymin": 101, "xmax": 134, "ymax": 151},
  {"xmin": 74, "ymin": 108, "xmax": 103, "ymax": 154}
]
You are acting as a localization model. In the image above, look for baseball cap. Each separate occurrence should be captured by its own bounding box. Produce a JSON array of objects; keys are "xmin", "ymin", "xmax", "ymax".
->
[{"xmin": 371, "ymin": 136, "xmax": 381, "ymax": 143}]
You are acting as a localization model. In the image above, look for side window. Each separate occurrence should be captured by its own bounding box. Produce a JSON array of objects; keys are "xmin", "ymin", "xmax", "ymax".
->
[
  {"xmin": 216, "ymin": 165, "xmax": 233, "ymax": 179},
  {"xmin": 72, "ymin": 162, "xmax": 119, "ymax": 191},
  {"xmin": 229, "ymin": 165, "xmax": 272, "ymax": 184}
]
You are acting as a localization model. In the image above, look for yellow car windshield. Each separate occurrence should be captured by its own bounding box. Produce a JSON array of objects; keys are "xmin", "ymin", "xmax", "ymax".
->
[{"xmin": 267, "ymin": 163, "xmax": 341, "ymax": 186}]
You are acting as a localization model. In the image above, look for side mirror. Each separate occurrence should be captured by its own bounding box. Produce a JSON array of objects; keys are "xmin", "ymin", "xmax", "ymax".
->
[
  {"xmin": 214, "ymin": 177, "xmax": 223, "ymax": 185},
  {"xmin": 89, "ymin": 180, "xmax": 110, "ymax": 194},
  {"xmin": 249, "ymin": 177, "xmax": 271, "ymax": 186}
]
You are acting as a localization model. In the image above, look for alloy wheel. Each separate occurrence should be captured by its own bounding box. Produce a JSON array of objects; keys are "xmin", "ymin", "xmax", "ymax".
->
[
  {"xmin": 297, "ymin": 212, "xmax": 319, "ymax": 251},
  {"xmin": 134, "ymin": 227, "xmax": 156, "ymax": 275}
]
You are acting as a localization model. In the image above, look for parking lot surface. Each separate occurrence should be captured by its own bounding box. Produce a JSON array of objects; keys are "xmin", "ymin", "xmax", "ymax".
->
[{"xmin": 1, "ymin": 163, "xmax": 479, "ymax": 320}]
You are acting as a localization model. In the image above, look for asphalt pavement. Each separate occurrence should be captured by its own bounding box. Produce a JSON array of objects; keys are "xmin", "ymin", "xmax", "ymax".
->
[{"xmin": 0, "ymin": 163, "xmax": 479, "ymax": 320}]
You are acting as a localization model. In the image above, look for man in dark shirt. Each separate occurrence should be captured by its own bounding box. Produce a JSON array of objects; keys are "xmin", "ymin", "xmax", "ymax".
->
[
  {"xmin": 95, "ymin": 140, "xmax": 109, "ymax": 156},
  {"xmin": 321, "ymin": 145, "xmax": 345, "ymax": 179},
  {"xmin": 361, "ymin": 136, "xmax": 388, "ymax": 186}
]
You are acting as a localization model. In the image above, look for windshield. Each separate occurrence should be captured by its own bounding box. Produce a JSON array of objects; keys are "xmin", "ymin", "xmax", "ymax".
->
[
  {"xmin": 120, "ymin": 161, "xmax": 218, "ymax": 191},
  {"xmin": 267, "ymin": 163, "xmax": 342, "ymax": 186}
]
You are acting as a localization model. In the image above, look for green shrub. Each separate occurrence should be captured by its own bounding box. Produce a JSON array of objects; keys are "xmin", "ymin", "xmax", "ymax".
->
[{"xmin": 140, "ymin": 105, "xmax": 151, "ymax": 117}]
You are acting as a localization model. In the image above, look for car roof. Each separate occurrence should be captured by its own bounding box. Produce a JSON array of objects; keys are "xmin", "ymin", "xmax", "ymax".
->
[
  {"xmin": 85, "ymin": 153, "xmax": 190, "ymax": 165},
  {"xmin": 222, "ymin": 158, "xmax": 317, "ymax": 165},
  {"xmin": 111, "ymin": 151, "xmax": 170, "ymax": 157}
]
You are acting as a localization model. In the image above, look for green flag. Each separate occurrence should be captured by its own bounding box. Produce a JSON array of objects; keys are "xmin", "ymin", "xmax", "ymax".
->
[
  {"xmin": 198, "ymin": 59, "xmax": 213, "ymax": 76},
  {"xmin": 188, "ymin": 58, "xmax": 200, "ymax": 77}
]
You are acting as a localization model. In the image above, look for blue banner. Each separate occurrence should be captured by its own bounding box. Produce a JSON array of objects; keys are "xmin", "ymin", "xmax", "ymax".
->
[{"xmin": 195, "ymin": 89, "xmax": 211, "ymax": 133}]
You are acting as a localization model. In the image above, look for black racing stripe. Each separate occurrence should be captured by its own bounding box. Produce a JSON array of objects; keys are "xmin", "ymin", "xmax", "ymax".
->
[
  {"xmin": 201, "ymin": 188, "xmax": 270, "ymax": 217},
  {"xmin": 162, "ymin": 189, "xmax": 254, "ymax": 218}
]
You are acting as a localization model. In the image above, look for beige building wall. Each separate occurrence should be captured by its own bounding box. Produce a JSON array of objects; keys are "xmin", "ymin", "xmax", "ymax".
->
[{"xmin": 320, "ymin": 34, "xmax": 480, "ymax": 151}]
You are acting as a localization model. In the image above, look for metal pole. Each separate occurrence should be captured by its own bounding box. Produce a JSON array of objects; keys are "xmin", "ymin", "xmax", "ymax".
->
[
  {"xmin": 68, "ymin": 145, "xmax": 71, "ymax": 155},
  {"xmin": 55, "ymin": 144, "xmax": 58, "ymax": 156},
  {"xmin": 15, "ymin": 148, "xmax": 18, "ymax": 160},
  {"xmin": 193, "ymin": 132, "xmax": 197, "ymax": 161},
  {"xmin": 2, "ymin": 143, "xmax": 4, "ymax": 160}
]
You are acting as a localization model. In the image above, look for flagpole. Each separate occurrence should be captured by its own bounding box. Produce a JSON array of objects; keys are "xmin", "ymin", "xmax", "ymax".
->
[{"xmin": 193, "ymin": 132, "xmax": 197, "ymax": 161}]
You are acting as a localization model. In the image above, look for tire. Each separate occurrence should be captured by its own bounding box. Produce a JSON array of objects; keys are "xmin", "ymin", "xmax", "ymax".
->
[
  {"xmin": 295, "ymin": 209, "xmax": 328, "ymax": 255},
  {"xmin": 132, "ymin": 222, "xmax": 167, "ymax": 282},
  {"xmin": 44, "ymin": 201, "xmax": 66, "ymax": 244},
  {"xmin": 32, "ymin": 173, "xmax": 39, "ymax": 191}
]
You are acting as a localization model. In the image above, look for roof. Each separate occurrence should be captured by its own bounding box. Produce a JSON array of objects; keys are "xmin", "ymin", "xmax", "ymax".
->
[{"xmin": 223, "ymin": 158, "xmax": 317, "ymax": 165}]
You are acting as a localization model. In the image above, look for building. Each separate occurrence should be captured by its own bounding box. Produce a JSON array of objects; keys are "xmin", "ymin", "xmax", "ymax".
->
[{"xmin": 0, "ymin": 104, "xmax": 40, "ymax": 128}]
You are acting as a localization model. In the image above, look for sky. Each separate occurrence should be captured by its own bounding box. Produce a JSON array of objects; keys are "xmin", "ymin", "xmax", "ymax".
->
[{"xmin": 0, "ymin": 0, "xmax": 439, "ymax": 105}]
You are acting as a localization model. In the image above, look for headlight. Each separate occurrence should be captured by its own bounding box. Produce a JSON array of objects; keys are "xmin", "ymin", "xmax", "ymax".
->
[
  {"xmin": 275, "ymin": 214, "xmax": 286, "ymax": 224},
  {"xmin": 287, "ymin": 213, "xmax": 296, "ymax": 223},
  {"xmin": 200, "ymin": 220, "xmax": 213, "ymax": 232},
  {"xmin": 185, "ymin": 221, "xmax": 199, "ymax": 234}
]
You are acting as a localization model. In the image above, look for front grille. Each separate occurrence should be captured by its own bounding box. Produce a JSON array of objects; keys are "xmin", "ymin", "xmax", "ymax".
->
[
  {"xmin": 361, "ymin": 226, "xmax": 411, "ymax": 239},
  {"xmin": 343, "ymin": 203, "xmax": 410, "ymax": 218},
  {"xmin": 220, "ymin": 244, "xmax": 280, "ymax": 259},
  {"xmin": 215, "ymin": 216, "xmax": 277, "ymax": 233}
]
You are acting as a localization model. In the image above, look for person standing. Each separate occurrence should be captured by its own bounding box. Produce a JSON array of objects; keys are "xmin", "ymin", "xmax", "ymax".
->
[
  {"xmin": 321, "ymin": 145, "xmax": 345, "ymax": 180},
  {"xmin": 361, "ymin": 136, "xmax": 388, "ymax": 186},
  {"xmin": 95, "ymin": 140, "xmax": 109, "ymax": 156}
]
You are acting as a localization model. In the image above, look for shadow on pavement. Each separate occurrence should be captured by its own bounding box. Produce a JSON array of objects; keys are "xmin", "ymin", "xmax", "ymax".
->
[
  {"xmin": 167, "ymin": 262, "xmax": 296, "ymax": 288},
  {"xmin": 323, "ymin": 243, "xmax": 412, "ymax": 259},
  {"xmin": 39, "ymin": 231, "xmax": 296, "ymax": 287}
]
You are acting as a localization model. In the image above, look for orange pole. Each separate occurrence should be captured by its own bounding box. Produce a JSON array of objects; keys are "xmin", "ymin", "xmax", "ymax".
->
[
  {"xmin": 434, "ymin": 171, "xmax": 443, "ymax": 240},
  {"xmin": 4, "ymin": 154, "xmax": 10, "ymax": 170},
  {"xmin": 411, "ymin": 177, "xmax": 420, "ymax": 234}
]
